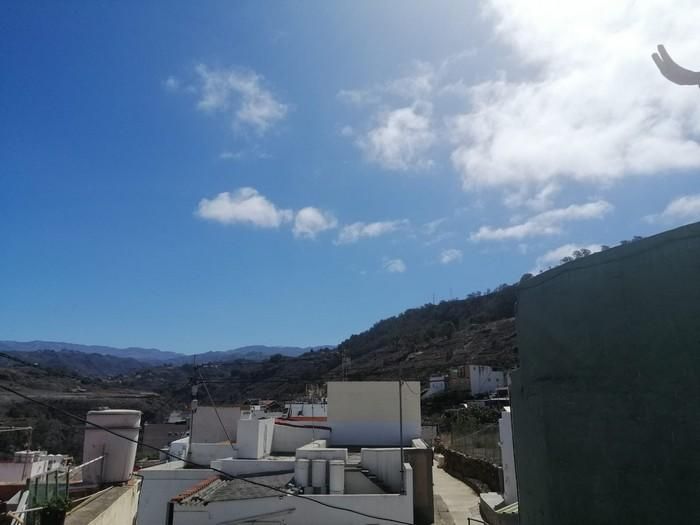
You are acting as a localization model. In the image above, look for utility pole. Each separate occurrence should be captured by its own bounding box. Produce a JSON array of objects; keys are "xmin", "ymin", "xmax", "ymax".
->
[{"xmin": 398, "ymin": 349, "xmax": 405, "ymax": 495}]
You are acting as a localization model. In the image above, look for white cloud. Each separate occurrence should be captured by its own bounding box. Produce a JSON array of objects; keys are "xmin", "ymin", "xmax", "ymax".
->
[
  {"xmin": 383, "ymin": 258, "xmax": 407, "ymax": 273},
  {"xmin": 195, "ymin": 65, "xmax": 287, "ymax": 135},
  {"xmin": 470, "ymin": 200, "xmax": 612, "ymax": 241},
  {"xmin": 503, "ymin": 183, "xmax": 560, "ymax": 212},
  {"xmin": 337, "ymin": 89, "xmax": 381, "ymax": 107},
  {"xmin": 357, "ymin": 103, "xmax": 435, "ymax": 170},
  {"xmin": 293, "ymin": 207, "xmax": 338, "ymax": 239},
  {"xmin": 196, "ymin": 187, "xmax": 292, "ymax": 228},
  {"xmin": 335, "ymin": 220, "xmax": 408, "ymax": 245},
  {"xmin": 163, "ymin": 76, "xmax": 180, "ymax": 91},
  {"xmin": 533, "ymin": 243, "xmax": 603, "ymax": 272},
  {"xmin": 450, "ymin": 1, "xmax": 700, "ymax": 192},
  {"xmin": 422, "ymin": 218, "xmax": 447, "ymax": 236},
  {"xmin": 219, "ymin": 151, "xmax": 243, "ymax": 160},
  {"xmin": 645, "ymin": 194, "xmax": 700, "ymax": 224},
  {"xmin": 440, "ymin": 248, "xmax": 463, "ymax": 264}
]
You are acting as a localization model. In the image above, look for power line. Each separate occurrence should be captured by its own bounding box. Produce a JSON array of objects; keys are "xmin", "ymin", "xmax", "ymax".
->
[
  {"xmin": 0, "ymin": 384, "xmax": 412, "ymax": 525},
  {"xmin": 197, "ymin": 368, "xmax": 237, "ymax": 457}
]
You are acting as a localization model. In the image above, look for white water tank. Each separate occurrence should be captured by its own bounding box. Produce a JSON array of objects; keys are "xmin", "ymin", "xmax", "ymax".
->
[
  {"xmin": 294, "ymin": 458, "xmax": 310, "ymax": 488},
  {"xmin": 329, "ymin": 460, "xmax": 345, "ymax": 494},
  {"xmin": 82, "ymin": 409, "xmax": 141, "ymax": 484},
  {"xmin": 311, "ymin": 459, "xmax": 327, "ymax": 494}
]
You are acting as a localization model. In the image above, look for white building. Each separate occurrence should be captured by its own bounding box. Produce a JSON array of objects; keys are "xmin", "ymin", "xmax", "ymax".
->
[
  {"xmin": 425, "ymin": 375, "xmax": 447, "ymax": 397},
  {"xmin": 138, "ymin": 381, "xmax": 431, "ymax": 525},
  {"xmin": 469, "ymin": 365, "xmax": 507, "ymax": 396}
]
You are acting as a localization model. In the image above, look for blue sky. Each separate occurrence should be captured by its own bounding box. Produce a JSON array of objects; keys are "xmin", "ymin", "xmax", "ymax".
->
[{"xmin": 2, "ymin": 1, "xmax": 700, "ymax": 353}]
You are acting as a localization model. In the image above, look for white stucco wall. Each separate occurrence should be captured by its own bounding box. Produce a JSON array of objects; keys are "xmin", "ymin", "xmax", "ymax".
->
[
  {"xmin": 0, "ymin": 460, "xmax": 48, "ymax": 482},
  {"xmin": 190, "ymin": 406, "xmax": 240, "ymax": 444},
  {"xmin": 499, "ymin": 407, "xmax": 518, "ymax": 504},
  {"xmin": 135, "ymin": 462, "xmax": 215, "ymax": 525},
  {"xmin": 172, "ymin": 468, "xmax": 413, "ymax": 525},
  {"xmin": 296, "ymin": 441, "xmax": 348, "ymax": 462},
  {"xmin": 188, "ymin": 442, "xmax": 236, "ymax": 466},
  {"xmin": 235, "ymin": 418, "xmax": 274, "ymax": 459},
  {"xmin": 327, "ymin": 381, "xmax": 421, "ymax": 446},
  {"xmin": 469, "ymin": 365, "xmax": 506, "ymax": 395},
  {"xmin": 272, "ymin": 423, "xmax": 331, "ymax": 453},
  {"xmin": 211, "ymin": 457, "xmax": 296, "ymax": 476}
]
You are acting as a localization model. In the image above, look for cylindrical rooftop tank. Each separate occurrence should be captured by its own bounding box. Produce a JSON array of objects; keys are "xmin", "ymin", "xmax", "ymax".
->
[
  {"xmin": 294, "ymin": 458, "xmax": 310, "ymax": 488},
  {"xmin": 311, "ymin": 459, "xmax": 327, "ymax": 494},
  {"xmin": 82, "ymin": 409, "xmax": 141, "ymax": 484},
  {"xmin": 329, "ymin": 460, "xmax": 345, "ymax": 494}
]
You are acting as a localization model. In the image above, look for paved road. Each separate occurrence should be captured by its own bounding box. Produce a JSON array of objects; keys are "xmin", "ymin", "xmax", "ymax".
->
[{"xmin": 432, "ymin": 462, "xmax": 482, "ymax": 525}]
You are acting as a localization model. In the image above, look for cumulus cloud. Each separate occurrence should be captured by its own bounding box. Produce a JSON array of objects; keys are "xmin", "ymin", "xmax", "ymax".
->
[
  {"xmin": 383, "ymin": 258, "xmax": 407, "ymax": 273},
  {"xmin": 470, "ymin": 200, "xmax": 612, "ymax": 241},
  {"xmin": 357, "ymin": 103, "xmax": 435, "ymax": 170},
  {"xmin": 533, "ymin": 243, "xmax": 603, "ymax": 272},
  {"xmin": 645, "ymin": 194, "xmax": 700, "ymax": 224},
  {"xmin": 195, "ymin": 65, "xmax": 287, "ymax": 135},
  {"xmin": 335, "ymin": 220, "xmax": 408, "ymax": 244},
  {"xmin": 196, "ymin": 187, "xmax": 292, "ymax": 228},
  {"xmin": 293, "ymin": 207, "xmax": 338, "ymax": 239},
  {"xmin": 450, "ymin": 0, "xmax": 700, "ymax": 192},
  {"xmin": 440, "ymin": 248, "xmax": 463, "ymax": 264}
]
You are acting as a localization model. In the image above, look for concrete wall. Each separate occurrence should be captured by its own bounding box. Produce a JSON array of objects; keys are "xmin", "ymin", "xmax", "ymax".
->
[
  {"xmin": 469, "ymin": 365, "xmax": 506, "ymax": 395},
  {"xmin": 236, "ymin": 418, "xmax": 274, "ymax": 459},
  {"xmin": 296, "ymin": 441, "xmax": 348, "ymax": 463},
  {"xmin": 136, "ymin": 462, "xmax": 215, "ymax": 525},
  {"xmin": 272, "ymin": 422, "xmax": 331, "ymax": 453},
  {"xmin": 0, "ymin": 461, "xmax": 47, "ymax": 482},
  {"xmin": 211, "ymin": 457, "xmax": 296, "ymax": 476},
  {"xmin": 188, "ymin": 442, "xmax": 236, "ymax": 466},
  {"xmin": 190, "ymin": 406, "xmax": 240, "ymax": 444},
  {"xmin": 498, "ymin": 408, "xmax": 517, "ymax": 505},
  {"xmin": 286, "ymin": 403, "xmax": 328, "ymax": 417},
  {"xmin": 66, "ymin": 482, "xmax": 140, "ymax": 525},
  {"xmin": 327, "ymin": 381, "xmax": 421, "ymax": 446},
  {"xmin": 171, "ymin": 467, "xmax": 413, "ymax": 525},
  {"xmin": 404, "ymin": 440, "xmax": 434, "ymax": 525},
  {"xmin": 141, "ymin": 423, "xmax": 188, "ymax": 455},
  {"xmin": 512, "ymin": 222, "xmax": 700, "ymax": 525}
]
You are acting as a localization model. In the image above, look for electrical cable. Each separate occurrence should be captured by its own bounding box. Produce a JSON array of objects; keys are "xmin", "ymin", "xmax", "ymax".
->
[
  {"xmin": 196, "ymin": 368, "xmax": 238, "ymax": 457},
  {"xmin": 0, "ymin": 383, "xmax": 413, "ymax": 525}
]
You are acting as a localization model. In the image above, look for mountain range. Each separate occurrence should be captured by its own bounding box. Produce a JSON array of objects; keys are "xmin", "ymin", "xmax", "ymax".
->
[{"xmin": 0, "ymin": 340, "xmax": 328, "ymax": 375}]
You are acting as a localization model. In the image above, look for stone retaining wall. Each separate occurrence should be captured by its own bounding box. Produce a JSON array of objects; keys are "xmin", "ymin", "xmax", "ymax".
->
[{"xmin": 440, "ymin": 447, "xmax": 501, "ymax": 493}]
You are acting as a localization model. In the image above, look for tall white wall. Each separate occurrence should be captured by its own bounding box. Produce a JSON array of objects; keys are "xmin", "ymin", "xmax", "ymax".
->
[
  {"xmin": 191, "ymin": 406, "xmax": 240, "ymax": 444},
  {"xmin": 469, "ymin": 365, "xmax": 506, "ymax": 395},
  {"xmin": 499, "ymin": 407, "xmax": 518, "ymax": 504},
  {"xmin": 327, "ymin": 381, "xmax": 421, "ymax": 446},
  {"xmin": 236, "ymin": 418, "xmax": 274, "ymax": 459}
]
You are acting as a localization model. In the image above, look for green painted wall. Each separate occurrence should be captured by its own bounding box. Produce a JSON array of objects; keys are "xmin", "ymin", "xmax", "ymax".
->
[{"xmin": 512, "ymin": 222, "xmax": 700, "ymax": 525}]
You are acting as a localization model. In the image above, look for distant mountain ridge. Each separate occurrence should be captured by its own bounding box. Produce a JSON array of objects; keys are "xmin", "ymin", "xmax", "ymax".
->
[{"xmin": 0, "ymin": 340, "xmax": 332, "ymax": 368}]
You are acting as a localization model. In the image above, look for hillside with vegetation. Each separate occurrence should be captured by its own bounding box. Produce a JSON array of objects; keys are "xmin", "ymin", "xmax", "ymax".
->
[{"xmin": 0, "ymin": 282, "xmax": 520, "ymax": 459}]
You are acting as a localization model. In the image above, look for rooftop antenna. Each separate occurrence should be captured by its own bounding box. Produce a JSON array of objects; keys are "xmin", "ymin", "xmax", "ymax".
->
[{"xmin": 652, "ymin": 45, "xmax": 700, "ymax": 87}]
